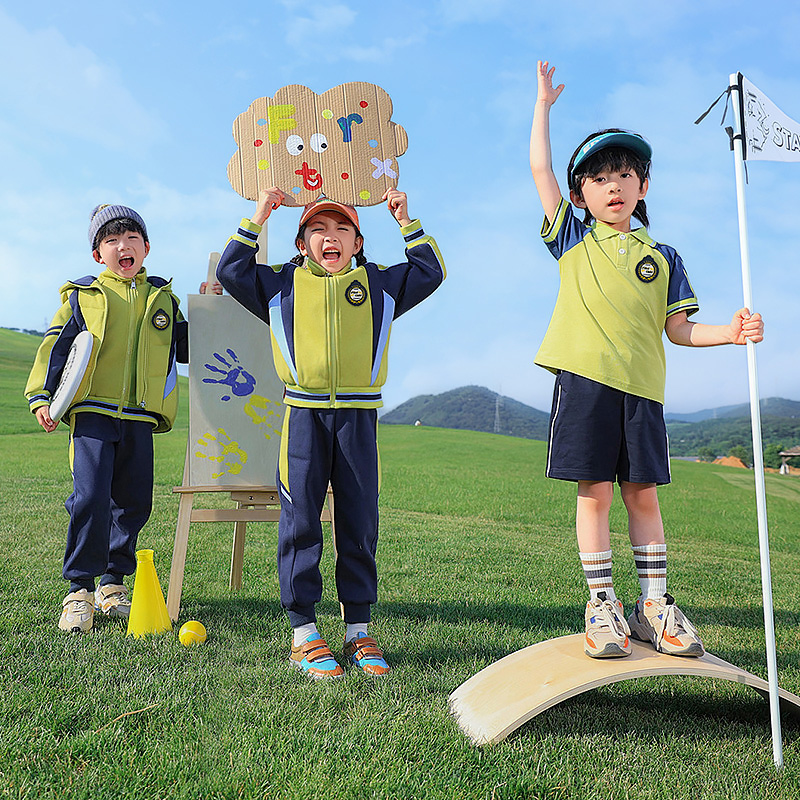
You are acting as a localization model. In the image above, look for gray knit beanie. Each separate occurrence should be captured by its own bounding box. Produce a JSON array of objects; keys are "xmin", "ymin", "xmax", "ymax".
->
[{"xmin": 88, "ymin": 204, "xmax": 148, "ymax": 250}]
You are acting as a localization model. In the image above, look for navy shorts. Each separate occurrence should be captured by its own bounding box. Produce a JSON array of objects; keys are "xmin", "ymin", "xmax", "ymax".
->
[{"xmin": 546, "ymin": 372, "xmax": 670, "ymax": 485}]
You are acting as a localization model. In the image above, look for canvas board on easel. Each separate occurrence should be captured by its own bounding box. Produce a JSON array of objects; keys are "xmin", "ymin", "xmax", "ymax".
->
[{"xmin": 187, "ymin": 294, "xmax": 284, "ymax": 488}]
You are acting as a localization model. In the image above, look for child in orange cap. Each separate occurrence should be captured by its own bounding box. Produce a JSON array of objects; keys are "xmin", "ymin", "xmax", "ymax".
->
[{"xmin": 217, "ymin": 188, "xmax": 445, "ymax": 678}]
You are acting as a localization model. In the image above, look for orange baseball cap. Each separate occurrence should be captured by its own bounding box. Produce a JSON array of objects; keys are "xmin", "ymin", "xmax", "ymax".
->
[{"xmin": 298, "ymin": 199, "xmax": 360, "ymax": 231}]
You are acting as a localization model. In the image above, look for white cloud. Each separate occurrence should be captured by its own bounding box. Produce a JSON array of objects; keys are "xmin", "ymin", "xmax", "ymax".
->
[
  {"xmin": 284, "ymin": 3, "xmax": 357, "ymax": 51},
  {"xmin": 0, "ymin": 178, "xmax": 250, "ymax": 331},
  {"xmin": 343, "ymin": 35, "xmax": 428, "ymax": 63},
  {"xmin": 281, "ymin": 3, "xmax": 425, "ymax": 63},
  {"xmin": 0, "ymin": 8, "xmax": 164, "ymax": 154}
]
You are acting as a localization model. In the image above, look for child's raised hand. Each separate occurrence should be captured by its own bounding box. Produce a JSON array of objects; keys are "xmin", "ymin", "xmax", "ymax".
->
[
  {"xmin": 730, "ymin": 308, "xmax": 764, "ymax": 344},
  {"xmin": 252, "ymin": 187, "xmax": 286, "ymax": 226},
  {"xmin": 537, "ymin": 60, "xmax": 564, "ymax": 107},
  {"xmin": 383, "ymin": 188, "xmax": 412, "ymax": 227}
]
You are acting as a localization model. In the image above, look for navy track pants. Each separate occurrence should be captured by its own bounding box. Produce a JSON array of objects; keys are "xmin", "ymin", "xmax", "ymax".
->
[
  {"xmin": 63, "ymin": 413, "xmax": 153, "ymax": 589},
  {"xmin": 277, "ymin": 406, "xmax": 379, "ymax": 627}
]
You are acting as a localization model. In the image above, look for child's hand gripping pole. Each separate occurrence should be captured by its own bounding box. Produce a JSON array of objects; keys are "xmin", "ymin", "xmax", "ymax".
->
[{"xmin": 731, "ymin": 308, "xmax": 765, "ymax": 345}]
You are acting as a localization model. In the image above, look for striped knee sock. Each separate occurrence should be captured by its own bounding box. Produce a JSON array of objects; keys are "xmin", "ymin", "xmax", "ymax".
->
[
  {"xmin": 579, "ymin": 550, "xmax": 616, "ymax": 602},
  {"xmin": 632, "ymin": 543, "xmax": 667, "ymax": 599}
]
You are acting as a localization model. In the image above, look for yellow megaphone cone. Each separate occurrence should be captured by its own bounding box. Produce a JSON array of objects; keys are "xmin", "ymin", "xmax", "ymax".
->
[{"xmin": 126, "ymin": 549, "xmax": 173, "ymax": 637}]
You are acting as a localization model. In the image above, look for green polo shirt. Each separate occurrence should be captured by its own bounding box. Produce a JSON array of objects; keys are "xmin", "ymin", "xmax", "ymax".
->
[{"xmin": 535, "ymin": 199, "xmax": 699, "ymax": 404}]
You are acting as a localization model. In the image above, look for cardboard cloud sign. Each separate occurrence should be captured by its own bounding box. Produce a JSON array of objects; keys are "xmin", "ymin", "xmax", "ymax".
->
[{"xmin": 227, "ymin": 82, "xmax": 408, "ymax": 207}]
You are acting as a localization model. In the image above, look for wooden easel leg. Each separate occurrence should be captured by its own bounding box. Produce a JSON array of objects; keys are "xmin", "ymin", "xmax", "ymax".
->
[
  {"xmin": 167, "ymin": 443, "xmax": 193, "ymax": 622},
  {"xmin": 167, "ymin": 490, "xmax": 193, "ymax": 622},
  {"xmin": 229, "ymin": 517, "xmax": 246, "ymax": 591},
  {"xmin": 326, "ymin": 484, "xmax": 335, "ymax": 537}
]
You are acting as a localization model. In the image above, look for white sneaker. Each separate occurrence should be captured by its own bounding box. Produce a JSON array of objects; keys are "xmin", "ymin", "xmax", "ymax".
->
[{"xmin": 59, "ymin": 589, "xmax": 94, "ymax": 633}]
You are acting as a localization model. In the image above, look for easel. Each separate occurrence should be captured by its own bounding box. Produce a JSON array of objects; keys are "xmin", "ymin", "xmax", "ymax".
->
[
  {"xmin": 166, "ymin": 235, "xmax": 335, "ymax": 622},
  {"xmin": 166, "ymin": 444, "xmax": 334, "ymax": 621}
]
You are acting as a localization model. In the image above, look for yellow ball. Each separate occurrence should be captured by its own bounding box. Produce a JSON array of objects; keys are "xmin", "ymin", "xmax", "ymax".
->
[{"xmin": 179, "ymin": 620, "xmax": 207, "ymax": 646}]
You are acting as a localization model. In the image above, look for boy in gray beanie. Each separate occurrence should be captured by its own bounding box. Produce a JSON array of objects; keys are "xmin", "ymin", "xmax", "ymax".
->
[{"xmin": 25, "ymin": 204, "xmax": 188, "ymax": 633}]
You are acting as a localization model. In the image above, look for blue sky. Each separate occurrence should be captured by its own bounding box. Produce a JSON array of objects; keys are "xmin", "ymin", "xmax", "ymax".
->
[{"xmin": 2, "ymin": 1, "xmax": 799, "ymax": 415}]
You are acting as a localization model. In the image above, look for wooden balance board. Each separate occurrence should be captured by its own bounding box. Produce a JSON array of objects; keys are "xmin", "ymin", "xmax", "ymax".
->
[{"xmin": 449, "ymin": 633, "xmax": 800, "ymax": 745}]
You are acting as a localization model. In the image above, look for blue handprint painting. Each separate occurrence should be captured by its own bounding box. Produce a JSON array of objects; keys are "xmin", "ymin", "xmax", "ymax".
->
[{"xmin": 202, "ymin": 349, "xmax": 257, "ymax": 401}]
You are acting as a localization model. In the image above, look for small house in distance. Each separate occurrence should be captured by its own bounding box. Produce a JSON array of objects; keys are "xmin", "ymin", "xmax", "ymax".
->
[{"xmin": 778, "ymin": 445, "xmax": 800, "ymax": 475}]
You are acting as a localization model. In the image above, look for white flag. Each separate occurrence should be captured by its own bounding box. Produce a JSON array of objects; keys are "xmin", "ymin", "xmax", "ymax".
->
[{"xmin": 739, "ymin": 74, "xmax": 800, "ymax": 162}]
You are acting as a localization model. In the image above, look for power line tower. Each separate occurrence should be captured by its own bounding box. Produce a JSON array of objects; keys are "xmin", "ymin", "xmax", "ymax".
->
[{"xmin": 494, "ymin": 393, "xmax": 504, "ymax": 434}]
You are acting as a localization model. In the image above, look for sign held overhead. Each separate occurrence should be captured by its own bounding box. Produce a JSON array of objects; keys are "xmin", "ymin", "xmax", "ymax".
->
[{"xmin": 227, "ymin": 82, "xmax": 408, "ymax": 207}]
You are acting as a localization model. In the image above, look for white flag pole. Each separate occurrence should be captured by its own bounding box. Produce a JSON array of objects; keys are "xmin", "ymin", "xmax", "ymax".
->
[{"xmin": 728, "ymin": 71, "xmax": 783, "ymax": 769}]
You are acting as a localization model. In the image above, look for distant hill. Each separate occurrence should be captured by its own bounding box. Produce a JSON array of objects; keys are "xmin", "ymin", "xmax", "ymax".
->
[
  {"xmin": 381, "ymin": 385, "xmax": 800, "ymax": 457},
  {"xmin": 2, "ymin": 325, "xmax": 46, "ymax": 338},
  {"xmin": 665, "ymin": 397, "xmax": 800, "ymax": 423},
  {"xmin": 667, "ymin": 415, "xmax": 800, "ymax": 458},
  {"xmin": 381, "ymin": 385, "xmax": 550, "ymax": 440},
  {"xmin": 666, "ymin": 398, "xmax": 800, "ymax": 458}
]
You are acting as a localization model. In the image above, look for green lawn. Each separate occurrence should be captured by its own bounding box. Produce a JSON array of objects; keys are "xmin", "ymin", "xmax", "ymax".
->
[{"xmin": 2, "ymin": 329, "xmax": 800, "ymax": 799}]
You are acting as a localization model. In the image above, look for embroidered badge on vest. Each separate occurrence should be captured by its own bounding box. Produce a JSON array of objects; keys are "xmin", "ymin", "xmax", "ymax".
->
[
  {"xmin": 635, "ymin": 255, "xmax": 659, "ymax": 283},
  {"xmin": 152, "ymin": 310, "xmax": 170, "ymax": 330},
  {"xmin": 345, "ymin": 280, "xmax": 367, "ymax": 306}
]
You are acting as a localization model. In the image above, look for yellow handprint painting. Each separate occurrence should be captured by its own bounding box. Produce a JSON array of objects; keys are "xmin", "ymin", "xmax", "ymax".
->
[
  {"xmin": 195, "ymin": 428, "xmax": 249, "ymax": 480},
  {"xmin": 243, "ymin": 394, "xmax": 283, "ymax": 440}
]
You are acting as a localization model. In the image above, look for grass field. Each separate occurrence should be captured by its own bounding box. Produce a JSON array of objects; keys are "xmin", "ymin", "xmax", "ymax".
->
[{"xmin": 2, "ymin": 327, "xmax": 800, "ymax": 799}]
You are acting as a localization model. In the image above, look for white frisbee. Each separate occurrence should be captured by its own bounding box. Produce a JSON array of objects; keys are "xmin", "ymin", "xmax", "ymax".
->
[{"xmin": 49, "ymin": 331, "xmax": 94, "ymax": 422}]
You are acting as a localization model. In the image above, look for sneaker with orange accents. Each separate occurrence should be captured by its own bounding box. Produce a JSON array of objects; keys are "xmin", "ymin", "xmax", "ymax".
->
[
  {"xmin": 583, "ymin": 592, "xmax": 631, "ymax": 658},
  {"xmin": 628, "ymin": 593, "xmax": 705, "ymax": 657},
  {"xmin": 343, "ymin": 632, "xmax": 390, "ymax": 676},
  {"xmin": 289, "ymin": 634, "xmax": 345, "ymax": 680}
]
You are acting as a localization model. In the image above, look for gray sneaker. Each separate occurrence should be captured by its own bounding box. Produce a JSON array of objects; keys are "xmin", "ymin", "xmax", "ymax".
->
[
  {"xmin": 59, "ymin": 589, "xmax": 94, "ymax": 633},
  {"xmin": 95, "ymin": 583, "xmax": 131, "ymax": 618},
  {"xmin": 628, "ymin": 593, "xmax": 704, "ymax": 657}
]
